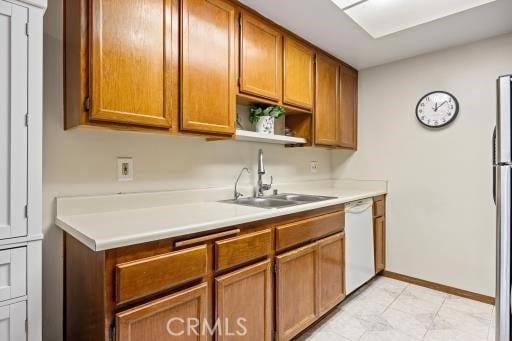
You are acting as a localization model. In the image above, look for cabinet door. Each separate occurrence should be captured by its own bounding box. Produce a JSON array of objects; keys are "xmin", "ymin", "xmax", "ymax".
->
[
  {"xmin": 216, "ymin": 260, "xmax": 272, "ymax": 341},
  {"xmin": 240, "ymin": 12, "xmax": 281, "ymax": 101},
  {"xmin": 374, "ymin": 217, "xmax": 385, "ymax": 273},
  {"xmin": 0, "ymin": 1, "xmax": 28, "ymax": 240},
  {"xmin": 0, "ymin": 301, "xmax": 26, "ymax": 341},
  {"xmin": 315, "ymin": 53, "xmax": 340, "ymax": 146},
  {"xmin": 318, "ymin": 233, "xmax": 345, "ymax": 315},
  {"xmin": 116, "ymin": 282, "xmax": 209, "ymax": 341},
  {"xmin": 283, "ymin": 37, "xmax": 314, "ymax": 110},
  {"xmin": 339, "ymin": 66, "xmax": 358, "ymax": 149},
  {"xmin": 90, "ymin": 0, "xmax": 177, "ymax": 128},
  {"xmin": 181, "ymin": 0, "xmax": 236, "ymax": 135},
  {"xmin": 276, "ymin": 243, "xmax": 318, "ymax": 341}
]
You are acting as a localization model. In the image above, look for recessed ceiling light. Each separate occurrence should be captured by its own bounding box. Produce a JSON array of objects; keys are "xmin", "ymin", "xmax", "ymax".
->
[{"xmin": 337, "ymin": 0, "xmax": 497, "ymax": 38}]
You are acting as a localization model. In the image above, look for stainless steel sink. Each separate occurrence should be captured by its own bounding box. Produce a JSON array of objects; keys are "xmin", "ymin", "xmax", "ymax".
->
[
  {"xmin": 220, "ymin": 197, "xmax": 302, "ymax": 208},
  {"xmin": 271, "ymin": 193, "xmax": 337, "ymax": 203},
  {"xmin": 219, "ymin": 193, "xmax": 337, "ymax": 209}
]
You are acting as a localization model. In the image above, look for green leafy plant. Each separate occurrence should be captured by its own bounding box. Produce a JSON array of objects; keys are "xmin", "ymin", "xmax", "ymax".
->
[{"xmin": 249, "ymin": 104, "xmax": 286, "ymax": 125}]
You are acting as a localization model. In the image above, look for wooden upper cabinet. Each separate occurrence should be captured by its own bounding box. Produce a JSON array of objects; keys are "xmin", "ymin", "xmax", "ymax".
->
[
  {"xmin": 216, "ymin": 260, "xmax": 273, "ymax": 341},
  {"xmin": 89, "ymin": 0, "xmax": 177, "ymax": 128},
  {"xmin": 116, "ymin": 283, "xmax": 209, "ymax": 341},
  {"xmin": 318, "ymin": 233, "xmax": 345, "ymax": 315},
  {"xmin": 339, "ymin": 66, "xmax": 358, "ymax": 149},
  {"xmin": 315, "ymin": 53, "xmax": 340, "ymax": 146},
  {"xmin": 283, "ymin": 37, "xmax": 315, "ymax": 110},
  {"xmin": 276, "ymin": 243, "xmax": 318, "ymax": 341},
  {"xmin": 181, "ymin": 0, "xmax": 236, "ymax": 135},
  {"xmin": 240, "ymin": 12, "xmax": 282, "ymax": 101}
]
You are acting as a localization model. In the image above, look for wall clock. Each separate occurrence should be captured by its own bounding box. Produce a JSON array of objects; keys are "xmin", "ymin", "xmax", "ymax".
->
[{"xmin": 416, "ymin": 91, "xmax": 459, "ymax": 128}]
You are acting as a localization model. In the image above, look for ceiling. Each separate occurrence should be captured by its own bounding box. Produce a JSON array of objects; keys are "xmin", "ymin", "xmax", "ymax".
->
[{"xmin": 239, "ymin": 0, "xmax": 512, "ymax": 70}]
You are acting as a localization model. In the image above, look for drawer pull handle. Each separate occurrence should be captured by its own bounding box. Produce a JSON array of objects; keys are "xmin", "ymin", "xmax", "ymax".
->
[{"xmin": 174, "ymin": 229, "xmax": 241, "ymax": 248}]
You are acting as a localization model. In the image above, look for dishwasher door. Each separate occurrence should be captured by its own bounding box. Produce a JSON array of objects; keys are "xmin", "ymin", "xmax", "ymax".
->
[{"xmin": 345, "ymin": 198, "xmax": 375, "ymax": 295}]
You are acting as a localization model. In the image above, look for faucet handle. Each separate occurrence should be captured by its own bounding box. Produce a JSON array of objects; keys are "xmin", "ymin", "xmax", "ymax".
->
[{"xmin": 262, "ymin": 176, "xmax": 273, "ymax": 191}]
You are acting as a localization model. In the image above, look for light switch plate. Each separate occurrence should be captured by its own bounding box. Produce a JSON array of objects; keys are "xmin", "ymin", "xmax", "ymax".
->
[{"xmin": 117, "ymin": 157, "xmax": 133, "ymax": 181}]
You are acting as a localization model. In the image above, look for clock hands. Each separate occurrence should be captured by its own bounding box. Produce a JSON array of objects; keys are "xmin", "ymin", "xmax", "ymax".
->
[{"xmin": 433, "ymin": 100, "xmax": 448, "ymax": 112}]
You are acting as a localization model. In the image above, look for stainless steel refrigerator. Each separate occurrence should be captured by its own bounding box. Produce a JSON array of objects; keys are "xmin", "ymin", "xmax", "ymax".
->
[{"xmin": 495, "ymin": 74, "xmax": 512, "ymax": 341}]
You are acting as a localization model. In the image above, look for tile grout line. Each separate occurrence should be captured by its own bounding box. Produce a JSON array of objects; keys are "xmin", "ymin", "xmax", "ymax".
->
[
  {"xmin": 421, "ymin": 295, "xmax": 448, "ymax": 340},
  {"xmin": 357, "ymin": 279, "xmax": 412, "ymax": 341},
  {"xmin": 383, "ymin": 282, "xmax": 409, "ymax": 313}
]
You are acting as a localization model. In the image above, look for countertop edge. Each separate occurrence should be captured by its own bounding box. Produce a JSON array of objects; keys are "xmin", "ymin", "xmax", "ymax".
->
[{"xmin": 57, "ymin": 190, "xmax": 387, "ymax": 252}]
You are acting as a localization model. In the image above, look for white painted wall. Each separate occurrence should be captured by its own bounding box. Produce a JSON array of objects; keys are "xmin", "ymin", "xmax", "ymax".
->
[
  {"xmin": 42, "ymin": 1, "xmax": 331, "ymax": 340},
  {"xmin": 332, "ymin": 33, "xmax": 512, "ymax": 297}
]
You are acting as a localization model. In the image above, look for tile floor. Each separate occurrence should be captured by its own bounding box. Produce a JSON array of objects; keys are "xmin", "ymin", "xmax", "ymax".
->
[{"xmin": 297, "ymin": 276, "xmax": 495, "ymax": 341}]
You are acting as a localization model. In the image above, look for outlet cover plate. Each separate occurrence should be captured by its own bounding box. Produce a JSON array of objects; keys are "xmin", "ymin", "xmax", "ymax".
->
[
  {"xmin": 117, "ymin": 157, "xmax": 133, "ymax": 181},
  {"xmin": 310, "ymin": 161, "xmax": 318, "ymax": 174}
]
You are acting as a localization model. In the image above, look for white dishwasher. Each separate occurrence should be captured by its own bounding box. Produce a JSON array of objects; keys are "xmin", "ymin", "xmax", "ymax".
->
[{"xmin": 345, "ymin": 198, "xmax": 375, "ymax": 295}]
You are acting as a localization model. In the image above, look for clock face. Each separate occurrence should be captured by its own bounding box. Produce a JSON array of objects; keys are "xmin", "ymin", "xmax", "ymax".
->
[{"xmin": 416, "ymin": 91, "xmax": 459, "ymax": 128}]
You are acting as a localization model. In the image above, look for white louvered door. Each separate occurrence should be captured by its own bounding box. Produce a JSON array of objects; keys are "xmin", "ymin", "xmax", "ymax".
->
[{"xmin": 0, "ymin": 0, "xmax": 28, "ymax": 240}]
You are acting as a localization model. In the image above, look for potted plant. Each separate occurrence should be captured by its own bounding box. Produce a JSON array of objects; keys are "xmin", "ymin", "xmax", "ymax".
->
[{"xmin": 249, "ymin": 104, "xmax": 286, "ymax": 135}]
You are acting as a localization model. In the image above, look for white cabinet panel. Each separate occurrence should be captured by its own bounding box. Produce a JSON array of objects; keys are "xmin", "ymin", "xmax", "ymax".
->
[
  {"xmin": 0, "ymin": 1, "xmax": 28, "ymax": 240},
  {"xmin": 0, "ymin": 247, "xmax": 26, "ymax": 302},
  {"xmin": 0, "ymin": 301, "xmax": 26, "ymax": 341}
]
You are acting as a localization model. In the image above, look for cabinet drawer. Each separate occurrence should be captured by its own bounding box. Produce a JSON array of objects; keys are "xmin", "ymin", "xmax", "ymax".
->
[
  {"xmin": 276, "ymin": 211, "xmax": 344, "ymax": 251},
  {"xmin": 115, "ymin": 245, "xmax": 208, "ymax": 304},
  {"xmin": 374, "ymin": 197, "xmax": 385, "ymax": 217},
  {"xmin": 215, "ymin": 229, "xmax": 272, "ymax": 270},
  {"xmin": 0, "ymin": 247, "xmax": 26, "ymax": 302}
]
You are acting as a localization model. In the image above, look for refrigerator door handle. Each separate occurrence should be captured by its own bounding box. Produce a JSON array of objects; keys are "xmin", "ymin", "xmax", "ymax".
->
[{"xmin": 494, "ymin": 127, "xmax": 497, "ymax": 204}]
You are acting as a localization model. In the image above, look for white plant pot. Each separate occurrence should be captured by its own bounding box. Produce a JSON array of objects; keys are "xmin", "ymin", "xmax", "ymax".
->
[{"xmin": 255, "ymin": 116, "xmax": 275, "ymax": 135}]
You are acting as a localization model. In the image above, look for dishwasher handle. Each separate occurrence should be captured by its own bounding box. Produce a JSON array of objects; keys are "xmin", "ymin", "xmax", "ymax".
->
[{"xmin": 345, "ymin": 198, "xmax": 374, "ymax": 214}]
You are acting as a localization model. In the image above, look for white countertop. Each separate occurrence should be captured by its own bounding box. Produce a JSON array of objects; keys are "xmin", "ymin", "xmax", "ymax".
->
[{"xmin": 56, "ymin": 179, "xmax": 387, "ymax": 251}]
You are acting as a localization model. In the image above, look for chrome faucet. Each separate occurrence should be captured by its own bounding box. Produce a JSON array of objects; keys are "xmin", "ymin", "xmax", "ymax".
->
[
  {"xmin": 233, "ymin": 167, "xmax": 250, "ymax": 200},
  {"xmin": 257, "ymin": 149, "xmax": 273, "ymax": 197}
]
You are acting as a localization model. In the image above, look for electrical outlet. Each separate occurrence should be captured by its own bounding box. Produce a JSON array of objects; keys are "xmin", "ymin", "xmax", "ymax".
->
[
  {"xmin": 310, "ymin": 161, "xmax": 318, "ymax": 174},
  {"xmin": 117, "ymin": 157, "xmax": 133, "ymax": 181}
]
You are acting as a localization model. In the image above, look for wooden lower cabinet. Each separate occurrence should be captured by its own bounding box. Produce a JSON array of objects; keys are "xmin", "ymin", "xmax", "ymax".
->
[
  {"xmin": 276, "ymin": 233, "xmax": 346, "ymax": 341},
  {"xmin": 276, "ymin": 243, "xmax": 318, "ymax": 341},
  {"xmin": 64, "ymin": 205, "xmax": 350, "ymax": 341},
  {"xmin": 374, "ymin": 216, "xmax": 385, "ymax": 273},
  {"xmin": 318, "ymin": 233, "xmax": 345, "ymax": 315},
  {"xmin": 116, "ymin": 282, "xmax": 209, "ymax": 341},
  {"xmin": 373, "ymin": 195, "xmax": 386, "ymax": 274},
  {"xmin": 216, "ymin": 260, "xmax": 273, "ymax": 341}
]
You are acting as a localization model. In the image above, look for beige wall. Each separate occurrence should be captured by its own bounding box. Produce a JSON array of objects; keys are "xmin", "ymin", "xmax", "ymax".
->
[
  {"xmin": 333, "ymin": 33, "xmax": 512, "ymax": 297},
  {"xmin": 42, "ymin": 1, "xmax": 331, "ymax": 340}
]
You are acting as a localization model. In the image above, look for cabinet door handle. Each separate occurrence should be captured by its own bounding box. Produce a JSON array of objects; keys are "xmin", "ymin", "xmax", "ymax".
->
[{"xmin": 174, "ymin": 229, "xmax": 241, "ymax": 248}]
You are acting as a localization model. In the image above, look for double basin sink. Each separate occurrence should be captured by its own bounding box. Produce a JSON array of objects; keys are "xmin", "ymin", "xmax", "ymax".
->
[{"xmin": 220, "ymin": 193, "xmax": 337, "ymax": 209}]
